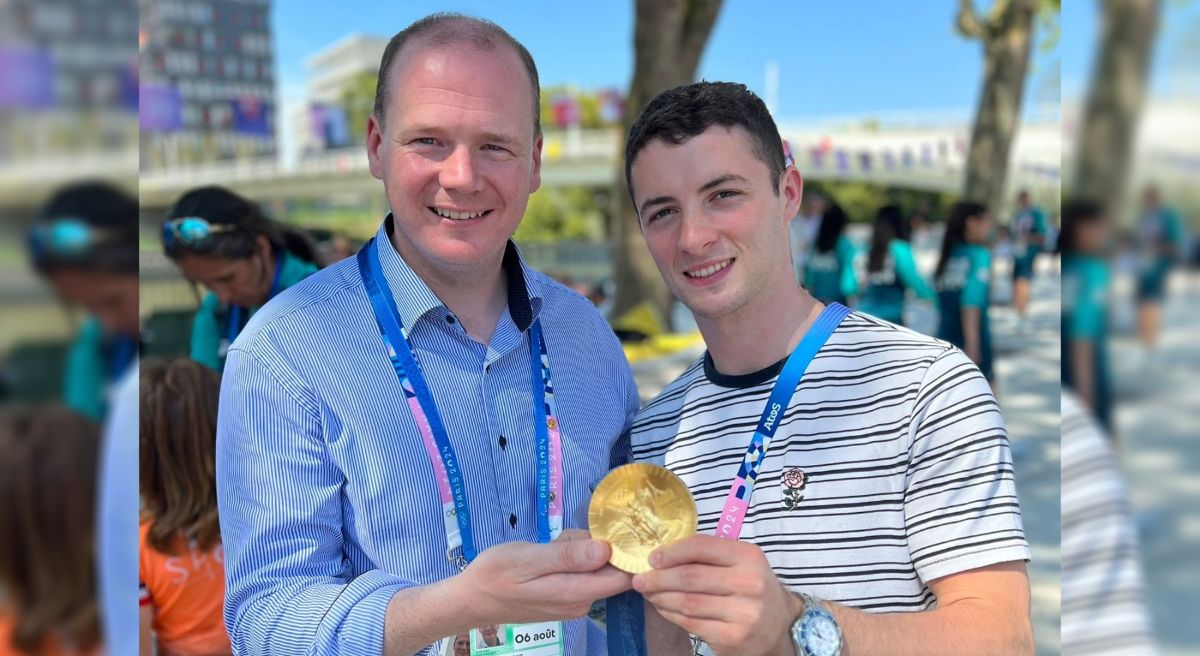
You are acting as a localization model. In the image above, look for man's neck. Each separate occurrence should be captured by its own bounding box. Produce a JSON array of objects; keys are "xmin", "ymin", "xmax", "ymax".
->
[
  {"xmin": 698, "ymin": 281, "xmax": 824, "ymax": 377},
  {"xmin": 390, "ymin": 231, "xmax": 509, "ymax": 345}
]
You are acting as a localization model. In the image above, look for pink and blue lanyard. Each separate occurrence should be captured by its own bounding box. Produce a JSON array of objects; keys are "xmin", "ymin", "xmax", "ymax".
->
[
  {"xmin": 606, "ymin": 302, "xmax": 850, "ymax": 656},
  {"xmin": 357, "ymin": 240, "xmax": 565, "ymax": 570}
]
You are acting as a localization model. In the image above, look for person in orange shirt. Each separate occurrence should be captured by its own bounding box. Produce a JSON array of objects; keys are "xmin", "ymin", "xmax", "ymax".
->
[
  {"xmin": 138, "ymin": 359, "xmax": 230, "ymax": 656},
  {"xmin": 0, "ymin": 405, "xmax": 102, "ymax": 656}
]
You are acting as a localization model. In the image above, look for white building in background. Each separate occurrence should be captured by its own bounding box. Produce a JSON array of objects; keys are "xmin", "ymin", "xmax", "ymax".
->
[{"xmin": 289, "ymin": 33, "xmax": 387, "ymax": 159}]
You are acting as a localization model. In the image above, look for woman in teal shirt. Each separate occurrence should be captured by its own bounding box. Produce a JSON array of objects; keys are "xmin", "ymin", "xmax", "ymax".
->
[
  {"xmin": 935, "ymin": 201, "xmax": 995, "ymax": 382},
  {"xmin": 1060, "ymin": 199, "xmax": 1114, "ymax": 432},
  {"xmin": 802, "ymin": 202, "xmax": 858, "ymax": 305},
  {"xmin": 27, "ymin": 182, "xmax": 140, "ymax": 420},
  {"xmin": 162, "ymin": 186, "xmax": 321, "ymax": 372},
  {"xmin": 858, "ymin": 205, "xmax": 936, "ymax": 325}
]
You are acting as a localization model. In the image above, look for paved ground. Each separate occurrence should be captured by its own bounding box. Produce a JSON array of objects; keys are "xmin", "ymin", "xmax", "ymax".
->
[{"xmin": 1109, "ymin": 271, "xmax": 1200, "ymax": 655}]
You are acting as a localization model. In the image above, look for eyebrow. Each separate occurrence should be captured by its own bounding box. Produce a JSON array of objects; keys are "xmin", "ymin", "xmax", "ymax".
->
[{"xmin": 638, "ymin": 174, "xmax": 751, "ymax": 216}]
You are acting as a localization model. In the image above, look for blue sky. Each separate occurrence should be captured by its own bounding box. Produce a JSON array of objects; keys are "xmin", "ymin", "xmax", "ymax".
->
[
  {"xmin": 271, "ymin": 1, "xmax": 1068, "ymax": 122},
  {"xmin": 270, "ymin": 0, "xmax": 1200, "ymax": 164}
]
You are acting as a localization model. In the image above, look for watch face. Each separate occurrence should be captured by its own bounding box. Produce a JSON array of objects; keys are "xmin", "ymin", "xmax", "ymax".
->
[{"xmin": 798, "ymin": 611, "xmax": 842, "ymax": 656}]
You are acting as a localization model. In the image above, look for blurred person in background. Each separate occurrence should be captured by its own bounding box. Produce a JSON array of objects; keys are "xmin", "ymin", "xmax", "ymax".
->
[
  {"xmin": 935, "ymin": 202, "xmax": 996, "ymax": 387},
  {"xmin": 26, "ymin": 182, "xmax": 139, "ymax": 421},
  {"xmin": 1010, "ymin": 190, "xmax": 1048, "ymax": 333},
  {"xmin": 1060, "ymin": 199, "xmax": 1115, "ymax": 434},
  {"xmin": 139, "ymin": 359, "xmax": 231, "ymax": 656},
  {"xmin": 0, "ymin": 405, "xmax": 101, "ymax": 656},
  {"xmin": 801, "ymin": 201, "xmax": 857, "ymax": 305},
  {"xmin": 789, "ymin": 192, "xmax": 825, "ymax": 281},
  {"xmin": 1133, "ymin": 184, "xmax": 1185, "ymax": 359},
  {"xmin": 858, "ymin": 204, "xmax": 937, "ymax": 326},
  {"xmin": 161, "ymin": 186, "xmax": 321, "ymax": 373}
]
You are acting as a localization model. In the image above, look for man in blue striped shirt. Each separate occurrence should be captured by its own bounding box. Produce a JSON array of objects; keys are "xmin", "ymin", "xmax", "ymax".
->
[{"xmin": 215, "ymin": 14, "xmax": 638, "ymax": 655}]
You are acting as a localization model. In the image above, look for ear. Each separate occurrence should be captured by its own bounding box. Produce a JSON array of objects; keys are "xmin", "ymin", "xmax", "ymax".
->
[
  {"xmin": 529, "ymin": 132, "xmax": 543, "ymax": 194},
  {"xmin": 256, "ymin": 234, "xmax": 272, "ymax": 258},
  {"xmin": 366, "ymin": 113, "xmax": 385, "ymax": 180},
  {"xmin": 781, "ymin": 166, "xmax": 804, "ymax": 227}
]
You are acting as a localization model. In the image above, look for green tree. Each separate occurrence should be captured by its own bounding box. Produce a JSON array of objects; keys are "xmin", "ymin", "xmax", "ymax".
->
[
  {"xmin": 956, "ymin": 0, "xmax": 1058, "ymax": 215},
  {"xmin": 1071, "ymin": 0, "xmax": 1161, "ymax": 215},
  {"xmin": 611, "ymin": 0, "xmax": 725, "ymax": 328},
  {"xmin": 340, "ymin": 70, "xmax": 378, "ymax": 146},
  {"xmin": 514, "ymin": 187, "xmax": 607, "ymax": 243}
]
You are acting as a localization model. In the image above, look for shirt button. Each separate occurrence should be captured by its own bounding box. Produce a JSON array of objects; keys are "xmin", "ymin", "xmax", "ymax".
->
[
  {"xmin": 498, "ymin": 435, "xmax": 507, "ymax": 450},
  {"xmin": 509, "ymin": 513, "xmax": 518, "ymax": 529},
  {"xmin": 446, "ymin": 315, "xmax": 456, "ymax": 325}
]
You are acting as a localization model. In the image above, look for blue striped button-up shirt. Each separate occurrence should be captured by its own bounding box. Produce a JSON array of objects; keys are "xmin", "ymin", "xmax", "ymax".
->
[{"xmin": 216, "ymin": 217, "xmax": 638, "ymax": 655}]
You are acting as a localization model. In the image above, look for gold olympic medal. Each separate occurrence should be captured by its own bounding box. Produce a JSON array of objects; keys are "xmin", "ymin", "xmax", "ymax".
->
[{"xmin": 588, "ymin": 463, "xmax": 697, "ymax": 574}]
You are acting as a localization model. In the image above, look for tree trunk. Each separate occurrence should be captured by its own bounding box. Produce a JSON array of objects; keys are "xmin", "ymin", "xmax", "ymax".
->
[
  {"xmin": 1071, "ymin": 0, "xmax": 1160, "ymax": 214},
  {"xmin": 958, "ymin": 0, "xmax": 1038, "ymax": 215},
  {"xmin": 610, "ymin": 0, "xmax": 723, "ymax": 329}
]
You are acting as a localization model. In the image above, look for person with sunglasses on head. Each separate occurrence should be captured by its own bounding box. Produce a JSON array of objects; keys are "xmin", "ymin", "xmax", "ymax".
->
[
  {"xmin": 161, "ymin": 186, "xmax": 321, "ymax": 372},
  {"xmin": 27, "ymin": 181, "xmax": 140, "ymax": 421}
]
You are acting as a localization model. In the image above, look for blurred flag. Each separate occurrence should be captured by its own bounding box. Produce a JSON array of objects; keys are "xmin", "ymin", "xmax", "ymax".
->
[
  {"xmin": 599, "ymin": 88, "xmax": 623, "ymax": 124},
  {"xmin": 231, "ymin": 96, "xmax": 272, "ymax": 137},
  {"xmin": 883, "ymin": 150, "xmax": 896, "ymax": 170},
  {"xmin": 858, "ymin": 151, "xmax": 872, "ymax": 171},
  {"xmin": 552, "ymin": 94, "xmax": 579, "ymax": 129},
  {"xmin": 310, "ymin": 104, "xmax": 349, "ymax": 149},
  {"xmin": 835, "ymin": 149, "xmax": 849, "ymax": 173},
  {"xmin": 139, "ymin": 84, "xmax": 182, "ymax": 132},
  {"xmin": 0, "ymin": 46, "xmax": 56, "ymax": 109}
]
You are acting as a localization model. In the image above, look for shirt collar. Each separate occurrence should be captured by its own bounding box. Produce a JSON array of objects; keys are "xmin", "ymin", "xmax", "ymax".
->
[{"xmin": 372, "ymin": 214, "xmax": 543, "ymax": 332}]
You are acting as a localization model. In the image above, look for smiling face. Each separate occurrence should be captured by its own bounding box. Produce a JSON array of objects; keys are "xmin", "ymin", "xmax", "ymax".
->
[
  {"xmin": 365, "ymin": 39, "xmax": 542, "ymax": 282},
  {"xmin": 631, "ymin": 125, "xmax": 802, "ymax": 322}
]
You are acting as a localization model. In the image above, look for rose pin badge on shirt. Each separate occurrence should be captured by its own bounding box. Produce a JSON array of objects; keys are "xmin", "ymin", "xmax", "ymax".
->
[{"xmin": 782, "ymin": 468, "xmax": 807, "ymax": 511}]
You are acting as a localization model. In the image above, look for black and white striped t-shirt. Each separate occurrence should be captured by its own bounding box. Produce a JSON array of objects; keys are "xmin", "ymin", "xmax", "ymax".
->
[{"xmin": 631, "ymin": 312, "xmax": 1030, "ymax": 619}]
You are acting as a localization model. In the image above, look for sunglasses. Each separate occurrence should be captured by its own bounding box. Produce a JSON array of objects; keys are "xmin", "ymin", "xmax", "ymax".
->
[
  {"xmin": 27, "ymin": 218, "xmax": 113, "ymax": 265},
  {"xmin": 162, "ymin": 217, "xmax": 238, "ymax": 251}
]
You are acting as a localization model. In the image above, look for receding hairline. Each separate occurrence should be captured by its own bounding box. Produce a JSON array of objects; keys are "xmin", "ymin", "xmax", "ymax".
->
[{"xmin": 375, "ymin": 16, "xmax": 540, "ymax": 133}]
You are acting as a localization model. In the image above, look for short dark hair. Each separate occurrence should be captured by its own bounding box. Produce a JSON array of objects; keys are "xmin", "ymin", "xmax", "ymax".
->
[
  {"xmin": 373, "ymin": 13, "xmax": 541, "ymax": 136},
  {"xmin": 625, "ymin": 82, "xmax": 786, "ymax": 201},
  {"xmin": 1059, "ymin": 199, "xmax": 1106, "ymax": 255}
]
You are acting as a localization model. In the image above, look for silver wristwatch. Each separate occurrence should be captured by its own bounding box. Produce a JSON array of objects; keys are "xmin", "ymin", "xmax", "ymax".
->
[{"xmin": 789, "ymin": 593, "xmax": 843, "ymax": 656}]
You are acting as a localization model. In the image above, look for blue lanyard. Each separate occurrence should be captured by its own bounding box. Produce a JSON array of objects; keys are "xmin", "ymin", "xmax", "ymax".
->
[
  {"xmin": 607, "ymin": 302, "xmax": 851, "ymax": 656},
  {"xmin": 107, "ymin": 335, "xmax": 136, "ymax": 382},
  {"xmin": 224, "ymin": 251, "xmax": 286, "ymax": 353},
  {"xmin": 358, "ymin": 239, "xmax": 560, "ymax": 565}
]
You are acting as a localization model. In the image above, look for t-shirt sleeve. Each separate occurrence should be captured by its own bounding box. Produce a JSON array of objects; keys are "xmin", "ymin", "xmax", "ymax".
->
[
  {"xmin": 1069, "ymin": 270, "xmax": 1106, "ymax": 339},
  {"xmin": 837, "ymin": 236, "xmax": 859, "ymax": 298},
  {"xmin": 903, "ymin": 347, "xmax": 1030, "ymax": 583},
  {"xmin": 961, "ymin": 250, "xmax": 990, "ymax": 308},
  {"xmin": 893, "ymin": 241, "xmax": 936, "ymax": 302}
]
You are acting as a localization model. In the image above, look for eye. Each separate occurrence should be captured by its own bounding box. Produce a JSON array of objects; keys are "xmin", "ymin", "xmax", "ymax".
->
[
  {"xmin": 484, "ymin": 144, "xmax": 510, "ymax": 153},
  {"xmin": 712, "ymin": 190, "xmax": 740, "ymax": 201},
  {"xmin": 646, "ymin": 207, "xmax": 677, "ymax": 224},
  {"xmin": 410, "ymin": 137, "xmax": 439, "ymax": 146}
]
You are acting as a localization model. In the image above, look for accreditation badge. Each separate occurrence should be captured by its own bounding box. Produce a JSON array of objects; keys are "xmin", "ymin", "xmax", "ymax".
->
[{"xmin": 440, "ymin": 622, "xmax": 564, "ymax": 656}]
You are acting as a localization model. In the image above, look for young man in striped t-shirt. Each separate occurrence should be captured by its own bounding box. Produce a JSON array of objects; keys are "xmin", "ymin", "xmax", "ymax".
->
[{"xmin": 622, "ymin": 82, "xmax": 1033, "ymax": 656}]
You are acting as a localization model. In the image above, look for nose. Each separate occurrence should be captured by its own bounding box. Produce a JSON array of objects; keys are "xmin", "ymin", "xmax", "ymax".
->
[
  {"xmin": 677, "ymin": 212, "xmax": 718, "ymax": 255},
  {"xmin": 439, "ymin": 145, "xmax": 483, "ymax": 194}
]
